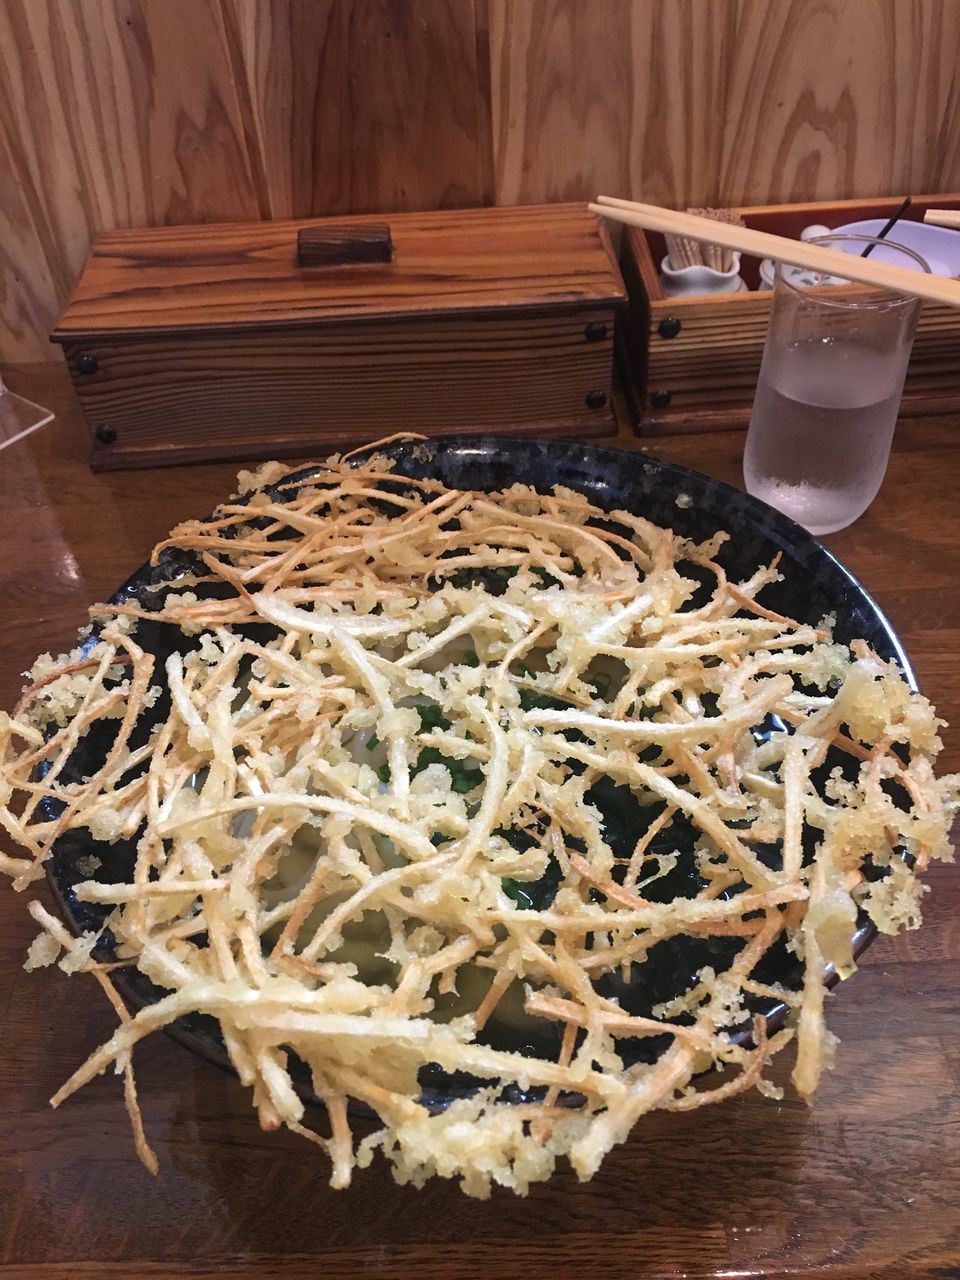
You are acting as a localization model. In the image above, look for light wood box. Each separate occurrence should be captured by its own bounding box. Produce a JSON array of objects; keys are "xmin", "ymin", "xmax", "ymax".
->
[
  {"xmin": 617, "ymin": 194, "xmax": 960, "ymax": 435},
  {"xmin": 52, "ymin": 204, "xmax": 626, "ymax": 471}
]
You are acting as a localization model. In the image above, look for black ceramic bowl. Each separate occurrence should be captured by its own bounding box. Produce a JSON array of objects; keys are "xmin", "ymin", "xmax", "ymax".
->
[{"xmin": 44, "ymin": 437, "xmax": 913, "ymax": 1111}]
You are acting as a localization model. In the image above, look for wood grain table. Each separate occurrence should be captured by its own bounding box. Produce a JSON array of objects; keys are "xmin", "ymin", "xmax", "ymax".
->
[{"xmin": 1, "ymin": 366, "xmax": 958, "ymax": 1280}]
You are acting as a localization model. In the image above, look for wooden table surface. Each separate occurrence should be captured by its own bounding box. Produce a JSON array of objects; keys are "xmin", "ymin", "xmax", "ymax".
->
[{"xmin": 1, "ymin": 366, "xmax": 958, "ymax": 1280}]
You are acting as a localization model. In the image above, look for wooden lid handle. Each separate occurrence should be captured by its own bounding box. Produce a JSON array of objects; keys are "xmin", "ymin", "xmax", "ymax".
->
[{"xmin": 297, "ymin": 223, "xmax": 394, "ymax": 268}]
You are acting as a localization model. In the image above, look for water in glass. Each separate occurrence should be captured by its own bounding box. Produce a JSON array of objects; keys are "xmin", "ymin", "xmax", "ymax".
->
[
  {"xmin": 744, "ymin": 336, "xmax": 905, "ymax": 537},
  {"xmin": 743, "ymin": 234, "xmax": 927, "ymax": 537}
]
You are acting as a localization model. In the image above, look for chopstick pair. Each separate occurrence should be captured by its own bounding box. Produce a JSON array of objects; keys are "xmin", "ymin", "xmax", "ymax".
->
[
  {"xmin": 924, "ymin": 208, "xmax": 960, "ymax": 230},
  {"xmin": 589, "ymin": 196, "xmax": 960, "ymax": 307}
]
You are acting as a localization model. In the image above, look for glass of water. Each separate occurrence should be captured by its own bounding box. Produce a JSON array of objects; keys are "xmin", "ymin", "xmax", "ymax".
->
[{"xmin": 743, "ymin": 235, "xmax": 929, "ymax": 536}]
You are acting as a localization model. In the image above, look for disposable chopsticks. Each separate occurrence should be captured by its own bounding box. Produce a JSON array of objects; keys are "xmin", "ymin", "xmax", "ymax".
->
[{"xmin": 923, "ymin": 209, "xmax": 960, "ymax": 230}]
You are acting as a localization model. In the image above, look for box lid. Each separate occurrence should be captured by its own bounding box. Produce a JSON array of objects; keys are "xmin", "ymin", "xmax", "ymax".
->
[{"xmin": 53, "ymin": 203, "xmax": 625, "ymax": 343}]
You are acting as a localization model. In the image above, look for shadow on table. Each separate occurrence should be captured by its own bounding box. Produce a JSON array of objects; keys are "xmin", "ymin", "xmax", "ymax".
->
[{"xmin": 170, "ymin": 1054, "xmax": 809, "ymax": 1272}]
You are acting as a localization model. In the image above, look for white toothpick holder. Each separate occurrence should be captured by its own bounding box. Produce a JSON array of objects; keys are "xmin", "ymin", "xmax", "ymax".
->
[{"xmin": 659, "ymin": 254, "xmax": 746, "ymax": 298}]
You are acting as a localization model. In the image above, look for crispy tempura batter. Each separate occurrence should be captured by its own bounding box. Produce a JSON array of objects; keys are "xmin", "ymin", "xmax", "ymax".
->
[{"xmin": 0, "ymin": 441, "xmax": 955, "ymax": 1197}]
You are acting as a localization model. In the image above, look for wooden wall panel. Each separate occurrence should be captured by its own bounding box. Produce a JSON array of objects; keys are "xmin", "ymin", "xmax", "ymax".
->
[
  {"xmin": 0, "ymin": 131, "xmax": 61, "ymax": 363},
  {"xmin": 491, "ymin": 0, "xmax": 734, "ymax": 209},
  {"xmin": 221, "ymin": 0, "xmax": 492, "ymax": 219},
  {"xmin": 924, "ymin": 17, "xmax": 960, "ymax": 194},
  {"xmin": 4, "ymin": 0, "xmax": 960, "ymax": 362},
  {"xmin": 0, "ymin": 0, "xmax": 260, "ymax": 361},
  {"xmin": 714, "ymin": 0, "xmax": 960, "ymax": 206},
  {"xmin": 490, "ymin": 0, "xmax": 960, "ymax": 208}
]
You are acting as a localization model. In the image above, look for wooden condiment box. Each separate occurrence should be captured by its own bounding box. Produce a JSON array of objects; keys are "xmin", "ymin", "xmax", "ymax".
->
[
  {"xmin": 617, "ymin": 193, "xmax": 960, "ymax": 435},
  {"xmin": 53, "ymin": 204, "xmax": 625, "ymax": 470}
]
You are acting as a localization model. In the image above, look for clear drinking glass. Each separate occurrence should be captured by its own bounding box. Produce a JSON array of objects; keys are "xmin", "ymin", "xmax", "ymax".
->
[{"xmin": 743, "ymin": 235, "xmax": 929, "ymax": 536}]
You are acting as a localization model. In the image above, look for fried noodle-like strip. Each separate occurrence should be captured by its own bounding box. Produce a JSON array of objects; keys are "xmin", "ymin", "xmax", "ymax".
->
[{"xmin": 1, "ymin": 439, "xmax": 956, "ymax": 1199}]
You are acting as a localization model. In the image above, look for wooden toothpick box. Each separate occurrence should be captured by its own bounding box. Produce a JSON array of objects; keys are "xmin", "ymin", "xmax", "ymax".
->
[{"xmin": 53, "ymin": 204, "xmax": 626, "ymax": 471}]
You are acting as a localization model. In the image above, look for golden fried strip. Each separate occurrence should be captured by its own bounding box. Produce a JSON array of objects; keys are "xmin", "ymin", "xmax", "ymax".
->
[{"xmin": 0, "ymin": 440, "xmax": 952, "ymax": 1201}]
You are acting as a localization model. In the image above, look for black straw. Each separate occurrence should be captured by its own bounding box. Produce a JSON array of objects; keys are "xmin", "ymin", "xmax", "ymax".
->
[{"xmin": 861, "ymin": 196, "xmax": 912, "ymax": 257}]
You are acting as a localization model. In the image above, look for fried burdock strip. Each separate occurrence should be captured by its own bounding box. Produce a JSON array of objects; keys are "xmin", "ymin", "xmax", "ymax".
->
[{"xmin": 1, "ymin": 441, "xmax": 954, "ymax": 1198}]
